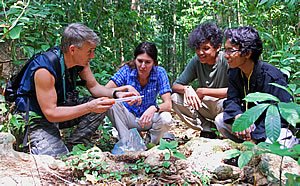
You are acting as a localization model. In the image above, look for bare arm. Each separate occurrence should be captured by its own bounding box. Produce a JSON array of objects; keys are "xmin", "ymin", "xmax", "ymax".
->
[
  {"xmin": 157, "ymin": 92, "xmax": 172, "ymax": 112},
  {"xmin": 172, "ymin": 83, "xmax": 188, "ymax": 94},
  {"xmin": 139, "ymin": 92, "xmax": 172, "ymax": 128},
  {"xmin": 196, "ymin": 87, "xmax": 227, "ymax": 99},
  {"xmin": 172, "ymin": 84, "xmax": 202, "ymax": 110},
  {"xmin": 35, "ymin": 68, "xmax": 115, "ymax": 122},
  {"xmin": 105, "ymin": 80, "xmax": 141, "ymax": 104}
]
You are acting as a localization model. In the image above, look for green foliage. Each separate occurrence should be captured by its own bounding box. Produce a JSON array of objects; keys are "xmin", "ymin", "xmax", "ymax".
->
[
  {"xmin": 225, "ymin": 141, "xmax": 300, "ymax": 171},
  {"xmin": 64, "ymin": 146, "xmax": 127, "ymax": 183},
  {"xmin": 1, "ymin": 1, "xmax": 64, "ymax": 57},
  {"xmin": 158, "ymin": 138, "xmax": 186, "ymax": 160},
  {"xmin": 233, "ymin": 84, "xmax": 300, "ymax": 142},
  {"xmin": 0, "ymin": 1, "xmax": 299, "ymax": 184},
  {"xmin": 65, "ymin": 140, "xmax": 189, "ymax": 184},
  {"xmin": 191, "ymin": 171, "xmax": 210, "ymax": 186},
  {"xmin": 95, "ymin": 119, "xmax": 115, "ymax": 152},
  {"xmin": 267, "ymin": 42, "xmax": 300, "ymax": 87},
  {"xmin": 230, "ymin": 83, "xmax": 300, "ymax": 183},
  {"xmin": 285, "ymin": 173, "xmax": 300, "ymax": 186},
  {"xmin": 232, "ymin": 103, "xmax": 269, "ymax": 132}
]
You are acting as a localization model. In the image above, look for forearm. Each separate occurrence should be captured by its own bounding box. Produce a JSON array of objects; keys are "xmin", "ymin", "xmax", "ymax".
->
[
  {"xmin": 197, "ymin": 87, "xmax": 227, "ymax": 99},
  {"xmin": 157, "ymin": 93, "xmax": 172, "ymax": 112},
  {"xmin": 43, "ymin": 102, "xmax": 91, "ymax": 122},
  {"xmin": 157, "ymin": 101, "xmax": 172, "ymax": 112},
  {"xmin": 89, "ymin": 84, "xmax": 115, "ymax": 98},
  {"xmin": 172, "ymin": 84, "xmax": 189, "ymax": 94}
]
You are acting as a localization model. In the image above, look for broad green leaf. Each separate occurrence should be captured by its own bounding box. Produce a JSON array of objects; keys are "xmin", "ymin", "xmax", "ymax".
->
[
  {"xmin": 224, "ymin": 149, "xmax": 241, "ymax": 159},
  {"xmin": 162, "ymin": 161, "xmax": 171, "ymax": 168},
  {"xmin": 238, "ymin": 151, "xmax": 253, "ymax": 168},
  {"xmin": 269, "ymin": 59, "xmax": 280, "ymax": 63},
  {"xmin": 278, "ymin": 102, "xmax": 300, "ymax": 127},
  {"xmin": 242, "ymin": 141, "xmax": 256, "ymax": 150},
  {"xmin": 19, "ymin": 17, "xmax": 30, "ymax": 23},
  {"xmin": 243, "ymin": 92, "xmax": 280, "ymax": 102},
  {"xmin": 280, "ymin": 69, "xmax": 290, "ymax": 78},
  {"xmin": 269, "ymin": 83, "xmax": 293, "ymax": 97},
  {"xmin": 291, "ymin": 45, "xmax": 300, "ymax": 51},
  {"xmin": 9, "ymin": 26, "xmax": 22, "ymax": 39},
  {"xmin": 173, "ymin": 151, "xmax": 186, "ymax": 160},
  {"xmin": 258, "ymin": 0, "xmax": 269, "ymax": 5},
  {"xmin": 158, "ymin": 139, "xmax": 178, "ymax": 150},
  {"xmin": 282, "ymin": 66, "xmax": 292, "ymax": 71},
  {"xmin": 288, "ymin": 84, "xmax": 297, "ymax": 92},
  {"xmin": 295, "ymin": 88, "xmax": 300, "ymax": 95},
  {"xmin": 265, "ymin": 105, "xmax": 281, "ymax": 143},
  {"xmin": 294, "ymin": 144, "xmax": 300, "ymax": 154},
  {"xmin": 41, "ymin": 44, "xmax": 50, "ymax": 51},
  {"xmin": 266, "ymin": 143, "xmax": 300, "ymax": 159},
  {"xmin": 233, "ymin": 104, "xmax": 270, "ymax": 132},
  {"xmin": 285, "ymin": 173, "xmax": 300, "ymax": 186},
  {"xmin": 270, "ymin": 54, "xmax": 282, "ymax": 58},
  {"xmin": 164, "ymin": 152, "xmax": 171, "ymax": 160}
]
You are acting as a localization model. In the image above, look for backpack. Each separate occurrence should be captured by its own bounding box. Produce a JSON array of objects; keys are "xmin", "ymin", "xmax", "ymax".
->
[{"xmin": 4, "ymin": 47, "xmax": 61, "ymax": 103}]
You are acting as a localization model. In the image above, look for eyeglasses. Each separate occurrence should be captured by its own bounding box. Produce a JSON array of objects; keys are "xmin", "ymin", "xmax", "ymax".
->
[{"xmin": 224, "ymin": 49, "xmax": 240, "ymax": 55}]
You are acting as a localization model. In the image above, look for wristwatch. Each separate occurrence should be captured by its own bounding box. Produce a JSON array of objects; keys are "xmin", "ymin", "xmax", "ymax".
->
[
  {"xmin": 155, "ymin": 105, "xmax": 160, "ymax": 113},
  {"xmin": 112, "ymin": 90, "xmax": 120, "ymax": 99}
]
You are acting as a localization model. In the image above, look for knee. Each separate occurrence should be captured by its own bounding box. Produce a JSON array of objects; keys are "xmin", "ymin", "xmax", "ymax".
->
[
  {"xmin": 159, "ymin": 112, "xmax": 173, "ymax": 126},
  {"xmin": 214, "ymin": 112, "xmax": 224, "ymax": 130},
  {"xmin": 171, "ymin": 93, "xmax": 183, "ymax": 104},
  {"xmin": 107, "ymin": 102, "xmax": 123, "ymax": 116}
]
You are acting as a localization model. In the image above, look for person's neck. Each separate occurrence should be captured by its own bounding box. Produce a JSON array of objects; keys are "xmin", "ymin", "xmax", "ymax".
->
[
  {"xmin": 63, "ymin": 53, "xmax": 76, "ymax": 69},
  {"xmin": 240, "ymin": 60, "xmax": 255, "ymax": 78},
  {"xmin": 138, "ymin": 76, "xmax": 149, "ymax": 87}
]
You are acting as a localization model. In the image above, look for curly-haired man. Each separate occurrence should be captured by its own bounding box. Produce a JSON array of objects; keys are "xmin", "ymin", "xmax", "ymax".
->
[{"xmin": 172, "ymin": 22, "xmax": 228, "ymax": 136}]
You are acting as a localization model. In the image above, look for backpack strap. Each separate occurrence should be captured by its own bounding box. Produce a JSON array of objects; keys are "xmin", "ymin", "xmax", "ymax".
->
[{"xmin": 42, "ymin": 47, "xmax": 66, "ymax": 101}]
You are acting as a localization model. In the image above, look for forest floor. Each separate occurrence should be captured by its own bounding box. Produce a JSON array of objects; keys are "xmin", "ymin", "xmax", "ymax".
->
[{"xmin": 1, "ymin": 113, "xmax": 277, "ymax": 186}]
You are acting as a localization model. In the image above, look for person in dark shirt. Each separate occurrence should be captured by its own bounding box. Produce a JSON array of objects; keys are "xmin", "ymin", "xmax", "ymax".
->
[
  {"xmin": 16, "ymin": 23, "xmax": 135, "ymax": 157},
  {"xmin": 215, "ymin": 26, "xmax": 298, "ymax": 147}
]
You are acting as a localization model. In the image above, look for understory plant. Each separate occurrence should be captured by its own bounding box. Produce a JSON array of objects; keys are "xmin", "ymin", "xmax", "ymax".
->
[
  {"xmin": 225, "ymin": 83, "xmax": 300, "ymax": 185},
  {"xmin": 63, "ymin": 138, "xmax": 190, "ymax": 185}
]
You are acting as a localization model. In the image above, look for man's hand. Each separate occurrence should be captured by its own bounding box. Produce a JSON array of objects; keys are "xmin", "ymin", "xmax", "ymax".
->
[
  {"xmin": 234, "ymin": 114, "xmax": 255, "ymax": 141},
  {"xmin": 124, "ymin": 85, "xmax": 142, "ymax": 105},
  {"xmin": 87, "ymin": 97, "xmax": 115, "ymax": 113},
  {"xmin": 196, "ymin": 88, "xmax": 205, "ymax": 100},
  {"xmin": 115, "ymin": 91, "xmax": 141, "ymax": 105},
  {"xmin": 184, "ymin": 86, "xmax": 202, "ymax": 110}
]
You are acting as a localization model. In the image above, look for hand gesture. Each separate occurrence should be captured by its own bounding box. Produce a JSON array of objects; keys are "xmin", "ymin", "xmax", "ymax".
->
[
  {"xmin": 234, "ymin": 114, "xmax": 256, "ymax": 141},
  {"xmin": 124, "ymin": 85, "xmax": 142, "ymax": 105},
  {"xmin": 138, "ymin": 106, "xmax": 156, "ymax": 128},
  {"xmin": 87, "ymin": 97, "xmax": 115, "ymax": 113},
  {"xmin": 184, "ymin": 86, "xmax": 202, "ymax": 110}
]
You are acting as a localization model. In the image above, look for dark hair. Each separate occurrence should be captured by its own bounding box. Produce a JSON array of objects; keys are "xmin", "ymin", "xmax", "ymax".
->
[
  {"xmin": 61, "ymin": 23, "xmax": 99, "ymax": 53},
  {"xmin": 224, "ymin": 26, "xmax": 263, "ymax": 63},
  {"xmin": 125, "ymin": 41, "xmax": 158, "ymax": 68},
  {"xmin": 188, "ymin": 22, "xmax": 223, "ymax": 50}
]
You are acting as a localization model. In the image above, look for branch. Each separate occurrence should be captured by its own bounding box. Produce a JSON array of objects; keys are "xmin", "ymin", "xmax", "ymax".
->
[{"xmin": 1, "ymin": 0, "xmax": 31, "ymax": 40}]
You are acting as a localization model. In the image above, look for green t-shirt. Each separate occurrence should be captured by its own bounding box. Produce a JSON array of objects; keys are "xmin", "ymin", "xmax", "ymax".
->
[{"xmin": 174, "ymin": 51, "xmax": 228, "ymax": 88}]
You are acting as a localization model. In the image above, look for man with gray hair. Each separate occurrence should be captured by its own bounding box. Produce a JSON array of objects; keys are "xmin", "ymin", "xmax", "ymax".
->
[{"xmin": 14, "ymin": 23, "xmax": 135, "ymax": 157}]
